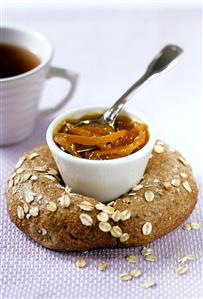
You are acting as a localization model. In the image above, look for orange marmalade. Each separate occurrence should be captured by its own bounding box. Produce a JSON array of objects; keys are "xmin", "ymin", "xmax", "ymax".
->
[{"xmin": 54, "ymin": 113, "xmax": 149, "ymax": 160}]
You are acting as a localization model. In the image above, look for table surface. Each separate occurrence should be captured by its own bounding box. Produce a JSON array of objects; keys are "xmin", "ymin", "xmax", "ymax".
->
[{"xmin": 0, "ymin": 3, "xmax": 202, "ymax": 299}]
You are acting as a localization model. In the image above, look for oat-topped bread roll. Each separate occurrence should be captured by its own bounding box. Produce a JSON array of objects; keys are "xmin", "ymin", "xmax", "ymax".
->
[{"xmin": 6, "ymin": 141, "xmax": 198, "ymax": 251}]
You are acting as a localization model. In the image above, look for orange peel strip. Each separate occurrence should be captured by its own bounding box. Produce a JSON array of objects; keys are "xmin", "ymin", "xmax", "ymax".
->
[
  {"xmin": 56, "ymin": 130, "xmax": 128, "ymax": 146},
  {"xmin": 87, "ymin": 123, "xmax": 147, "ymax": 159},
  {"xmin": 54, "ymin": 134, "xmax": 81, "ymax": 157}
]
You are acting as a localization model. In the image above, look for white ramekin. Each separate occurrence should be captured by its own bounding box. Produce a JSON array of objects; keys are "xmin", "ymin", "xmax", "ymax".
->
[{"xmin": 46, "ymin": 106, "xmax": 156, "ymax": 202}]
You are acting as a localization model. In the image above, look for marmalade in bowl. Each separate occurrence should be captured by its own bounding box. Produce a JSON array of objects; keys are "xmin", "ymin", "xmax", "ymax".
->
[{"xmin": 54, "ymin": 113, "xmax": 149, "ymax": 160}]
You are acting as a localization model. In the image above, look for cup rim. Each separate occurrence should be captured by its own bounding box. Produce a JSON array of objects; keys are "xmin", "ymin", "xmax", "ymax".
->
[
  {"xmin": 0, "ymin": 25, "xmax": 53, "ymax": 82},
  {"xmin": 46, "ymin": 105, "xmax": 156, "ymax": 165}
]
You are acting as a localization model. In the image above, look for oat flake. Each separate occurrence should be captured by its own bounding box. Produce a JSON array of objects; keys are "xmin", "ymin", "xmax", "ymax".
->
[
  {"xmin": 144, "ymin": 255, "xmax": 157, "ymax": 262},
  {"xmin": 98, "ymin": 263, "xmax": 108, "ymax": 271},
  {"xmin": 142, "ymin": 281, "xmax": 156, "ymax": 288},
  {"xmin": 29, "ymin": 206, "xmax": 39, "ymax": 217},
  {"xmin": 132, "ymin": 184, "xmax": 143, "ymax": 191},
  {"xmin": 97, "ymin": 212, "xmax": 109, "ymax": 222},
  {"xmin": 176, "ymin": 264, "xmax": 188, "ymax": 275},
  {"xmin": 58, "ymin": 194, "xmax": 71, "ymax": 208},
  {"xmin": 125, "ymin": 255, "xmax": 138, "ymax": 264},
  {"xmin": 120, "ymin": 210, "xmax": 131, "ymax": 221},
  {"xmin": 142, "ymin": 222, "xmax": 152, "ymax": 235},
  {"xmin": 154, "ymin": 144, "xmax": 164, "ymax": 153},
  {"xmin": 76, "ymin": 258, "xmax": 86, "ymax": 268},
  {"xmin": 80, "ymin": 214, "xmax": 93, "ymax": 226},
  {"xmin": 182, "ymin": 181, "xmax": 192, "ymax": 193},
  {"xmin": 47, "ymin": 202, "xmax": 57, "ymax": 212},
  {"xmin": 144, "ymin": 191, "xmax": 154, "ymax": 202},
  {"xmin": 131, "ymin": 268, "xmax": 141, "ymax": 278},
  {"xmin": 110, "ymin": 226, "xmax": 122, "ymax": 238},
  {"xmin": 119, "ymin": 233, "xmax": 129, "ymax": 243},
  {"xmin": 111, "ymin": 210, "xmax": 121, "ymax": 222},
  {"xmin": 99, "ymin": 222, "xmax": 111, "ymax": 232},
  {"xmin": 17, "ymin": 206, "xmax": 25, "ymax": 219},
  {"xmin": 79, "ymin": 201, "xmax": 94, "ymax": 211},
  {"xmin": 140, "ymin": 246, "xmax": 152, "ymax": 256},
  {"xmin": 119, "ymin": 273, "xmax": 133, "ymax": 281}
]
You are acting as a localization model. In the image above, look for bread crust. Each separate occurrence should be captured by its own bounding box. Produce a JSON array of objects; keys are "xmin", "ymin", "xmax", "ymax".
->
[{"xmin": 6, "ymin": 141, "xmax": 198, "ymax": 251}]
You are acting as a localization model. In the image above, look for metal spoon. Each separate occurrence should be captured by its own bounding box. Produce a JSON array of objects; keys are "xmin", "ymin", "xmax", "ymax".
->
[{"xmin": 77, "ymin": 44, "xmax": 183, "ymax": 153}]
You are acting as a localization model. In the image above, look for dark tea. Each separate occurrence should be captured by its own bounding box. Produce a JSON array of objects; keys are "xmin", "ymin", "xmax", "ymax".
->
[{"xmin": 0, "ymin": 43, "xmax": 40, "ymax": 79}]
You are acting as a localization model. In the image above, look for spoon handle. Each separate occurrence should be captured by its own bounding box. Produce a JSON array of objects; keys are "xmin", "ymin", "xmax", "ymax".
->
[{"xmin": 102, "ymin": 45, "xmax": 183, "ymax": 126}]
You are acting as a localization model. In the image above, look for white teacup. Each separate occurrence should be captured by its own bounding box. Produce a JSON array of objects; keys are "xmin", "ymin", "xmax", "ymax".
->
[
  {"xmin": 0, "ymin": 26, "xmax": 78, "ymax": 146},
  {"xmin": 46, "ymin": 106, "xmax": 156, "ymax": 202}
]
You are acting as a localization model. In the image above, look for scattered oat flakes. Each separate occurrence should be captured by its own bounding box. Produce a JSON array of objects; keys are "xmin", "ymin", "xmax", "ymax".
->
[
  {"xmin": 30, "ymin": 175, "xmax": 38, "ymax": 181},
  {"xmin": 28, "ymin": 153, "xmax": 40, "ymax": 160},
  {"xmin": 171, "ymin": 178, "xmax": 181, "ymax": 187},
  {"xmin": 131, "ymin": 268, "xmax": 141, "ymax": 278},
  {"xmin": 119, "ymin": 273, "xmax": 133, "ymax": 281},
  {"xmin": 15, "ymin": 157, "xmax": 25, "ymax": 169},
  {"xmin": 95, "ymin": 202, "xmax": 106, "ymax": 211},
  {"xmin": 103, "ymin": 206, "xmax": 115, "ymax": 215},
  {"xmin": 144, "ymin": 191, "xmax": 154, "ymax": 202},
  {"xmin": 142, "ymin": 222, "xmax": 152, "ymax": 235},
  {"xmin": 180, "ymin": 172, "xmax": 188, "ymax": 178},
  {"xmin": 144, "ymin": 255, "xmax": 157, "ymax": 262},
  {"xmin": 8, "ymin": 180, "xmax": 14, "ymax": 189},
  {"xmin": 29, "ymin": 206, "xmax": 39, "ymax": 217},
  {"xmin": 182, "ymin": 181, "xmax": 192, "ymax": 193},
  {"xmin": 125, "ymin": 255, "xmax": 138, "ymax": 264},
  {"xmin": 183, "ymin": 223, "xmax": 192, "ymax": 231},
  {"xmin": 34, "ymin": 166, "xmax": 47, "ymax": 172},
  {"xmin": 98, "ymin": 263, "xmax": 108, "ymax": 271},
  {"xmin": 21, "ymin": 173, "xmax": 31, "ymax": 182},
  {"xmin": 17, "ymin": 206, "xmax": 25, "ymax": 219},
  {"xmin": 178, "ymin": 254, "xmax": 196, "ymax": 264},
  {"xmin": 14, "ymin": 175, "xmax": 21, "ymax": 185},
  {"xmin": 16, "ymin": 167, "xmax": 24, "ymax": 174},
  {"xmin": 142, "ymin": 281, "xmax": 156, "ymax": 288},
  {"xmin": 132, "ymin": 184, "xmax": 143, "ymax": 191},
  {"xmin": 80, "ymin": 213, "xmax": 93, "ymax": 226},
  {"xmin": 119, "ymin": 233, "xmax": 129, "ymax": 243},
  {"xmin": 140, "ymin": 246, "xmax": 152, "ymax": 256},
  {"xmin": 97, "ymin": 212, "xmax": 109, "ymax": 222},
  {"xmin": 154, "ymin": 144, "xmax": 164, "ymax": 153},
  {"xmin": 79, "ymin": 201, "xmax": 94, "ymax": 211},
  {"xmin": 58, "ymin": 194, "xmax": 71, "ymax": 208},
  {"xmin": 111, "ymin": 210, "xmax": 121, "ymax": 222},
  {"xmin": 120, "ymin": 210, "xmax": 131, "ymax": 221},
  {"xmin": 38, "ymin": 194, "xmax": 43, "ymax": 200},
  {"xmin": 9, "ymin": 172, "xmax": 16, "ymax": 180},
  {"xmin": 178, "ymin": 157, "xmax": 188, "ymax": 165},
  {"xmin": 64, "ymin": 186, "xmax": 72, "ymax": 193},
  {"xmin": 176, "ymin": 264, "xmax": 188, "ymax": 275},
  {"xmin": 43, "ymin": 174, "xmax": 55, "ymax": 181},
  {"xmin": 12, "ymin": 188, "xmax": 17, "ymax": 195},
  {"xmin": 190, "ymin": 223, "xmax": 201, "ymax": 230},
  {"xmin": 23, "ymin": 203, "xmax": 29, "ymax": 214},
  {"xmin": 110, "ymin": 226, "xmax": 122, "ymax": 238},
  {"xmin": 47, "ymin": 201, "xmax": 57, "ymax": 212},
  {"xmin": 25, "ymin": 190, "xmax": 36, "ymax": 203},
  {"xmin": 99, "ymin": 221, "xmax": 111, "ymax": 232},
  {"xmin": 41, "ymin": 228, "xmax": 47, "ymax": 236},
  {"xmin": 76, "ymin": 258, "xmax": 86, "ymax": 268}
]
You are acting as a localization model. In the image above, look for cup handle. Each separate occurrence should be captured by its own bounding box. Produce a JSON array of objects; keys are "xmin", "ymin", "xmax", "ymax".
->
[{"xmin": 38, "ymin": 66, "xmax": 78, "ymax": 117}]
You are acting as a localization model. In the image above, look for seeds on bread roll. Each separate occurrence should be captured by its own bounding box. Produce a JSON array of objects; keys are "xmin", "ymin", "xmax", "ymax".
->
[{"xmin": 6, "ymin": 141, "xmax": 198, "ymax": 251}]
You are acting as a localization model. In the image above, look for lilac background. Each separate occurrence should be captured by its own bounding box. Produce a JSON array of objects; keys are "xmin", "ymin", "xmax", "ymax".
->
[{"xmin": 0, "ymin": 3, "xmax": 202, "ymax": 299}]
